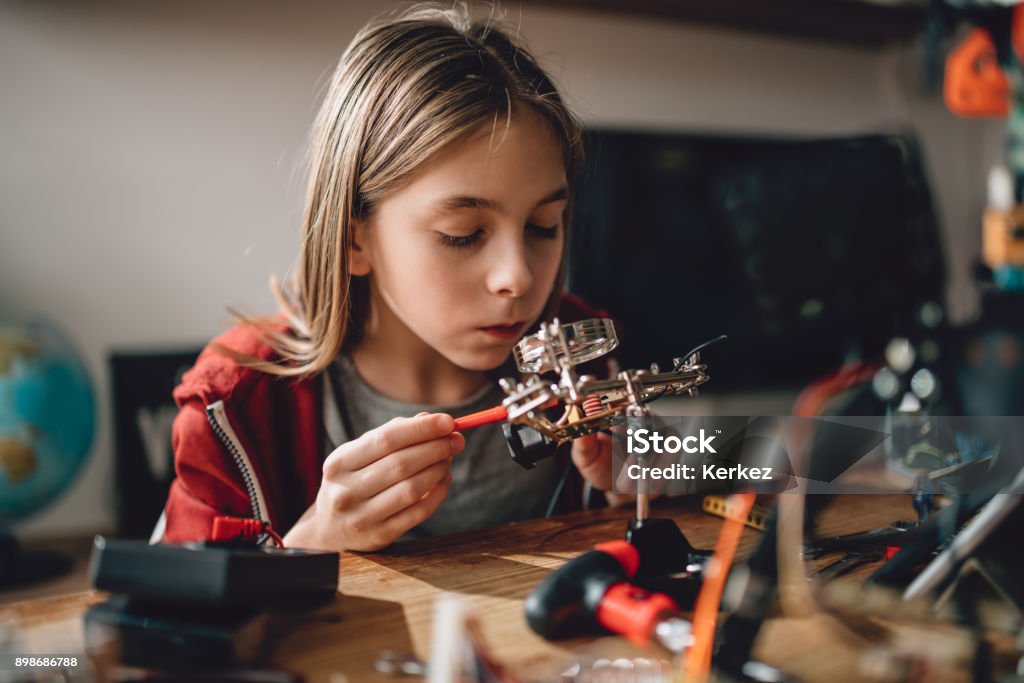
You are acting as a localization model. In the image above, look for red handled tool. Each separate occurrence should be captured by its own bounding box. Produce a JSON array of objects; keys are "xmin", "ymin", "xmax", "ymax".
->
[
  {"xmin": 453, "ymin": 405, "xmax": 509, "ymax": 431},
  {"xmin": 453, "ymin": 398, "xmax": 559, "ymax": 433},
  {"xmin": 525, "ymin": 538, "xmax": 700, "ymax": 651}
]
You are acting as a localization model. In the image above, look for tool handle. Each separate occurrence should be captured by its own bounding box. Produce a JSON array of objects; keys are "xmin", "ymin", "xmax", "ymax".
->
[
  {"xmin": 525, "ymin": 545, "xmax": 636, "ymax": 639},
  {"xmin": 453, "ymin": 406, "xmax": 508, "ymax": 431},
  {"xmin": 596, "ymin": 583, "xmax": 678, "ymax": 646},
  {"xmin": 454, "ymin": 398, "xmax": 561, "ymax": 433},
  {"xmin": 593, "ymin": 541, "xmax": 640, "ymax": 578}
]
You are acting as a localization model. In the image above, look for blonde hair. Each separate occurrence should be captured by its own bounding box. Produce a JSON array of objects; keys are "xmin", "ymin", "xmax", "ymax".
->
[{"xmin": 229, "ymin": 3, "xmax": 583, "ymax": 377}]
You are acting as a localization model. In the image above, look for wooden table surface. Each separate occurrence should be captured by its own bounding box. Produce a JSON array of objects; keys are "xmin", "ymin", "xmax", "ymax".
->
[{"xmin": 4, "ymin": 494, "xmax": 994, "ymax": 682}]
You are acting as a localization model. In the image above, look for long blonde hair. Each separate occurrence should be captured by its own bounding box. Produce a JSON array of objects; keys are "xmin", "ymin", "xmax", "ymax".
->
[{"xmin": 229, "ymin": 3, "xmax": 583, "ymax": 377}]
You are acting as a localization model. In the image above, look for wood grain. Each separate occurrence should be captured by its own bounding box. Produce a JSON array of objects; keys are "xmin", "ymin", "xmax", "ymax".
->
[{"xmin": 1, "ymin": 494, "xmax": 989, "ymax": 682}]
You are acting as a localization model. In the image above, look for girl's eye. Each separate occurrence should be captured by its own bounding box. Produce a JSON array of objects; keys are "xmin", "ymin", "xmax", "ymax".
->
[
  {"xmin": 438, "ymin": 229, "xmax": 483, "ymax": 249},
  {"xmin": 526, "ymin": 223, "xmax": 559, "ymax": 239}
]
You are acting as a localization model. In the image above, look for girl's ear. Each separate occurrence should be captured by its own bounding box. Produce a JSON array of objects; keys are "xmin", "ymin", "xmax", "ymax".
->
[{"xmin": 348, "ymin": 218, "xmax": 372, "ymax": 276}]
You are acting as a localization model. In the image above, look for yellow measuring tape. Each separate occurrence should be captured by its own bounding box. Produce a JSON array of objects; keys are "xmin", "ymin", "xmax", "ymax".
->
[{"xmin": 702, "ymin": 495, "xmax": 770, "ymax": 531}]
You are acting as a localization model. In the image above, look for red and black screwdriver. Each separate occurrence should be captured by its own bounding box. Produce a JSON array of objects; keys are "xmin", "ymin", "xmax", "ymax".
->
[{"xmin": 525, "ymin": 540, "xmax": 694, "ymax": 652}]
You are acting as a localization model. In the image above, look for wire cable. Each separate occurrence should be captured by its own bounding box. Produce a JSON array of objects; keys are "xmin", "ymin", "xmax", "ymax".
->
[
  {"xmin": 673, "ymin": 335, "xmax": 728, "ymax": 370},
  {"xmin": 684, "ymin": 492, "xmax": 756, "ymax": 681},
  {"xmin": 545, "ymin": 456, "xmax": 573, "ymax": 518}
]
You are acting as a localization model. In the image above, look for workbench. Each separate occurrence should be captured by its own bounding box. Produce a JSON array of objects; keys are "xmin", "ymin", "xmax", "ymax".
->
[{"xmin": 7, "ymin": 494, "xmax": 999, "ymax": 682}]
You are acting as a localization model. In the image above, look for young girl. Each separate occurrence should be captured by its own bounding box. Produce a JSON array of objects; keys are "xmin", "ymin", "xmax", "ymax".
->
[{"xmin": 161, "ymin": 3, "xmax": 620, "ymax": 552}]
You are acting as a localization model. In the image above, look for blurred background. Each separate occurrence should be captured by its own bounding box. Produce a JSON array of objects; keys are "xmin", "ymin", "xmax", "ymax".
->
[{"xmin": 0, "ymin": 0, "xmax": 1011, "ymax": 546}]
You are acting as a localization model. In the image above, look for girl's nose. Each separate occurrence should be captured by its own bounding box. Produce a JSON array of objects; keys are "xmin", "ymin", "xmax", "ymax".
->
[{"xmin": 485, "ymin": 240, "xmax": 533, "ymax": 298}]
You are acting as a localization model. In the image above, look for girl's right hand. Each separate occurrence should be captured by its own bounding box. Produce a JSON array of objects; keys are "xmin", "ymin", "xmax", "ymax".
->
[{"xmin": 285, "ymin": 413, "xmax": 463, "ymax": 551}]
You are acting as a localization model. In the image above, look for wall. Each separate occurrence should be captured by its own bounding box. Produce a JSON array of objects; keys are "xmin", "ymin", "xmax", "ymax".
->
[{"xmin": 0, "ymin": 0, "xmax": 1002, "ymax": 537}]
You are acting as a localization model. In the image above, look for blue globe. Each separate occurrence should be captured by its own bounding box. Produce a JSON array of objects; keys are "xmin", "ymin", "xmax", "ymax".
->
[{"xmin": 0, "ymin": 321, "xmax": 95, "ymax": 529}]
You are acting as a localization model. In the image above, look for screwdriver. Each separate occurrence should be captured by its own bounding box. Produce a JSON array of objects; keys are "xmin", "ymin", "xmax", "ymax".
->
[
  {"xmin": 453, "ymin": 405, "xmax": 509, "ymax": 431},
  {"xmin": 452, "ymin": 397, "xmax": 559, "ymax": 432},
  {"xmin": 525, "ymin": 540, "xmax": 693, "ymax": 652}
]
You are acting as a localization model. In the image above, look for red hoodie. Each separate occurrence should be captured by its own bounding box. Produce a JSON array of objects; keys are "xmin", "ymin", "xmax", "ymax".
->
[{"xmin": 161, "ymin": 294, "xmax": 610, "ymax": 544}]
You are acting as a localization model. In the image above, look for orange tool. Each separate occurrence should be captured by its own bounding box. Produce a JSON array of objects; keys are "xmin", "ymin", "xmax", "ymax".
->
[
  {"xmin": 453, "ymin": 398, "xmax": 561, "ymax": 432},
  {"xmin": 453, "ymin": 405, "xmax": 509, "ymax": 431}
]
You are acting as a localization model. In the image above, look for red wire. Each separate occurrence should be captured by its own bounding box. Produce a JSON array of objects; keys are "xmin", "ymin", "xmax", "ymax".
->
[{"xmin": 211, "ymin": 515, "xmax": 286, "ymax": 547}]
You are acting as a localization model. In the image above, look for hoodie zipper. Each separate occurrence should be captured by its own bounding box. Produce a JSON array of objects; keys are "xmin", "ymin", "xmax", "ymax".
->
[{"xmin": 206, "ymin": 400, "xmax": 268, "ymax": 523}]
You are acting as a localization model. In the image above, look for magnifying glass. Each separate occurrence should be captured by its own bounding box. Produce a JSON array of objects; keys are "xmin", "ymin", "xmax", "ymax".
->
[
  {"xmin": 513, "ymin": 318, "xmax": 618, "ymax": 374},
  {"xmin": 454, "ymin": 318, "xmax": 618, "ymax": 432}
]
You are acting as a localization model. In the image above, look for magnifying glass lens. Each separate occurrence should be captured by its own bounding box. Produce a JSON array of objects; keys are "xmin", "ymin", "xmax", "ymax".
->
[{"xmin": 514, "ymin": 318, "xmax": 618, "ymax": 374}]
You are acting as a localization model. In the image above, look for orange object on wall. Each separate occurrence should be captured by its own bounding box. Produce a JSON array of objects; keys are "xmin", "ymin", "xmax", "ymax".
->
[
  {"xmin": 945, "ymin": 28, "xmax": 1011, "ymax": 117},
  {"xmin": 945, "ymin": 5, "xmax": 1024, "ymax": 117}
]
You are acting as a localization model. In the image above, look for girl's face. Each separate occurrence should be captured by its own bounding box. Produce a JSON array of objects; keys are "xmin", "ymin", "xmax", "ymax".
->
[{"xmin": 353, "ymin": 108, "xmax": 568, "ymax": 371}]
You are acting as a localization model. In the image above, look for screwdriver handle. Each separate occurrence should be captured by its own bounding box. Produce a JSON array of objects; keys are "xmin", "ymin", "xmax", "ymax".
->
[
  {"xmin": 597, "ymin": 583, "xmax": 679, "ymax": 646},
  {"xmin": 454, "ymin": 398, "xmax": 560, "ymax": 433},
  {"xmin": 525, "ymin": 542, "xmax": 638, "ymax": 639},
  {"xmin": 453, "ymin": 405, "xmax": 508, "ymax": 431}
]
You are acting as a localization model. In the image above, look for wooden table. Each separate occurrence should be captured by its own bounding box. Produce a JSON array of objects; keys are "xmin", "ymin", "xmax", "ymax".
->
[{"xmin": 4, "ymin": 494, "xmax": 995, "ymax": 682}]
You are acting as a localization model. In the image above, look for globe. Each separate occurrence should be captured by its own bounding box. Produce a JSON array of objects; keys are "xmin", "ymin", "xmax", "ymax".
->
[{"xmin": 0, "ymin": 320, "xmax": 95, "ymax": 530}]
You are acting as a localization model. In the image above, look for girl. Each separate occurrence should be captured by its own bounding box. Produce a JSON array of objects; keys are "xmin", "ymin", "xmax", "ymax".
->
[{"xmin": 161, "ymin": 3, "xmax": 621, "ymax": 552}]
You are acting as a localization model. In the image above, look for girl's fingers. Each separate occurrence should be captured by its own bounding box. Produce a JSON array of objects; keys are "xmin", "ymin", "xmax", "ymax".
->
[
  {"xmin": 572, "ymin": 432, "xmax": 613, "ymax": 490},
  {"xmin": 361, "ymin": 459, "xmax": 451, "ymax": 521},
  {"xmin": 377, "ymin": 471, "xmax": 452, "ymax": 540},
  {"xmin": 450, "ymin": 431, "xmax": 465, "ymax": 453},
  {"xmin": 572, "ymin": 432, "xmax": 611, "ymax": 471},
  {"xmin": 326, "ymin": 413, "xmax": 454, "ymax": 474},
  {"xmin": 357, "ymin": 432, "xmax": 463, "ymax": 497},
  {"xmin": 571, "ymin": 433, "xmax": 602, "ymax": 469}
]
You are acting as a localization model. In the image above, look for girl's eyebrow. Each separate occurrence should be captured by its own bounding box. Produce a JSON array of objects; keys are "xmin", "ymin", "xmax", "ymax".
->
[
  {"xmin": 533, "ymin": 187, "xmax": 569, "ymax": 207},
  {"xmin": 432, "ymin": 186, "xmax": 569, "ymax": 214}
]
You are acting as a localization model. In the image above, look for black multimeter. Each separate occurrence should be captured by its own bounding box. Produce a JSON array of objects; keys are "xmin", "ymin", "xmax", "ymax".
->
[
  {"xmin": 85, "ymin": 537, "xmax": 340, "ymax": 672},
  {"xmin": 88, "ymin": 536, "xmax": 340, "ymax": 607}
]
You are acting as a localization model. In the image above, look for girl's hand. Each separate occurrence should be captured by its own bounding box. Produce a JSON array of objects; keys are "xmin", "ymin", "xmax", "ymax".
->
[
  {"xmin": 571, "ymin": 431, "xmax": 613, "ymax": 490},
  {"xmin": 573, "ymin": 432, "xmax": 634, "ymax": 507},
  {"xmin": 571, "ymin": 431, "xmax": 631, "ymax": 507},
  {"xmin": 285, "ymin": 413, "xmax": 463, "ymax": 551}
]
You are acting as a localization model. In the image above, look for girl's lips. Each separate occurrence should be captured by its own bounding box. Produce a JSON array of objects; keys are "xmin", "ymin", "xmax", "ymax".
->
[{"xmin": 478, "ymin": 321, "xmax": 525, "ymax": 340}]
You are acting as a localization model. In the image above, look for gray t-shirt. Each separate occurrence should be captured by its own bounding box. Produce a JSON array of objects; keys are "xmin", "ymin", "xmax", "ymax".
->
[{"xmin": 322, "ymin": 355, "xmax": 563, "ymax": 539}]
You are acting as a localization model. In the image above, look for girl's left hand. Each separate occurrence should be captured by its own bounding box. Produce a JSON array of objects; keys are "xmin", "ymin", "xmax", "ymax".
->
[
  {"xmin": 571, "ymin": 432, "xmax": 631, "ymax": 507},
  {"xmin": 570, "ymin": 431, "xmax": 613, "ymax": 490}
]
